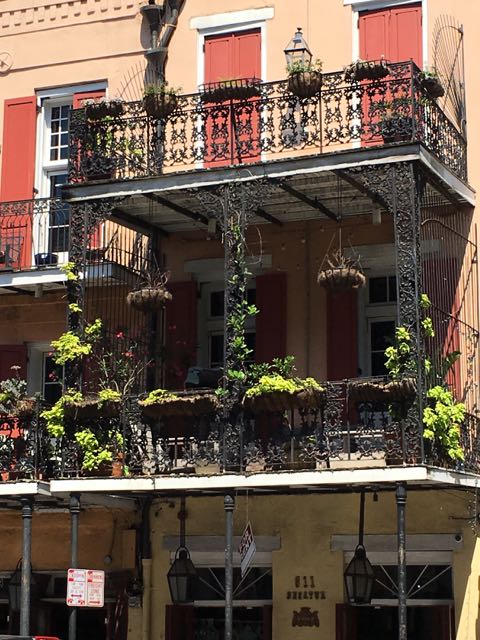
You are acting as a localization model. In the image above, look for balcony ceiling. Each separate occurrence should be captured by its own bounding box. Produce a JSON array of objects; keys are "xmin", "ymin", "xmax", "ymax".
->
[{"xmin": 111, "ymin": 167, "xmax": 451, "ymax": 234}]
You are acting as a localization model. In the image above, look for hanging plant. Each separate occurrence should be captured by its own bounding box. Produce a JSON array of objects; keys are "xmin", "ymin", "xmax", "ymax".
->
[
  {"xmin": 286, "ymin": 59, "xmax": 323, "ymax": 98},
  {"xmin": 317, "ymin": 249, "xmax": 366, "ymax": 293},
  {"xmin": 143, "ymin": 83, "xmax": 181, "ymax": 119},
  {"xmin": 127, "ymin": 269, "xmax": 173, "ymax": 313}
]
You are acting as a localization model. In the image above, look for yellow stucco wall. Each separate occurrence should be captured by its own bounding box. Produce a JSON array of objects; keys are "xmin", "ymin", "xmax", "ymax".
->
[{"xmin": 143, "ymin": 490, "xmax": 479, "ymax": 640}]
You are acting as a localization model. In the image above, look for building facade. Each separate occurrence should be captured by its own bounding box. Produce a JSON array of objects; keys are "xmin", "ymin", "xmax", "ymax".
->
[{"xmin": 0, "ymin": 1, "xmax": 479, "ymax": 639}]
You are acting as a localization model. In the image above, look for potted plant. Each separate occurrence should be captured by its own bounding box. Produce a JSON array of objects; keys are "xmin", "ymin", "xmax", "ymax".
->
[
  {"xmin": 200, "ymin": 77, "xmax": 262, "ymax": 103},
  {"xmin": 84, "ymin": 97, "xmax": 125, "ymax": 121},
  {"xmin": 344, "ymin": 59, "xmax": 390, "ymax": 82},
  {"xmin": 418, "ymin": 68, "xmax": 445, "ymax": 100},
  {"xmin": 127, "ymin": 269, "xmax": 173, "ymax": 313},
  {"xmin": 143, "ymin": 83, "xmax": 181, "ymax": 119},
  {"xmin": 286, "ymin": 59, "xmax": 322, "ymax": 98},
  {"xmin": 317, "ymin": 249, "xmax": 366, "ymax": 293},
  {"xmin": 74, "ymin": 427, "xmax": 124, "ymax": 476}
]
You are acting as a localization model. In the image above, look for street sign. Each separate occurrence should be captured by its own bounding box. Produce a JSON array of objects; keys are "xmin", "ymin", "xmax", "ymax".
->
[
  {"xmin": 239, "ymin": 522, "xmax": 256, "ymax": 577},
  {"xmin": 67, "ymin": 568, "xmax": 105, "ymax": 608}
]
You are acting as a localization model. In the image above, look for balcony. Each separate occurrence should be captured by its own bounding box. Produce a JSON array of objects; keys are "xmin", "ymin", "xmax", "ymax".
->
[
  {"xmin": 68, "ymin": 61, "xmax": 467, "ymax": 190},
  {"xmin": 0, "ymin": 197, "xmax": 156, "ymax": 295},
  {"xmin": 3, "ymin": 377, "xmax": 479, "ymax": 483}
]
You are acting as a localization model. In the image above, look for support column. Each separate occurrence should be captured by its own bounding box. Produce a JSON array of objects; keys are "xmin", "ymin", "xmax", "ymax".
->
[
  {"xmin": 396, "ymin": 483, "xmax": 407, "ymax": 640},
  {"xmin": 20, "ymin": 496, "xmax": 33, "ymax": 636},
  {"xmin": 224, "ymin": 493, "xmax": 235, "ymax": 640},
  {"xmin": 68, "ymin": 493, "xmax": 81, "ymax": 640}
]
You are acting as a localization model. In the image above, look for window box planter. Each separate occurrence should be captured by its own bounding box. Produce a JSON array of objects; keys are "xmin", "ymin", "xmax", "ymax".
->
[
  {"xmin": 287, "ymin": 71, "xmax": 322, "ymax": 98},
  {"xmin": 35, "ymin": 252, "xmax": 58, "ymax": 267},
  {"xmin": 143, "ymin": 93, "xmax": 178, "ymax": 119},
  {"xmin": 200, "ymin": 77, "xmax": 262, "ymax": 103},
  {"xmin": 380, "ymin": 115, "xmax": 414, "ymax": 143},
  {"xmin": 64, "ymin": 395, "xmax": 121, "ymax": 419},
  {"xmin": 348, "ymin": 378, "xmax": 416, "ymax": 403},
  {"xmin": 244, "ymin": 386, "xmax": 325, "ymax": 414},
  {"xmin": 139, "ymin": 390, "xmax": 219, "ymax": 419}
]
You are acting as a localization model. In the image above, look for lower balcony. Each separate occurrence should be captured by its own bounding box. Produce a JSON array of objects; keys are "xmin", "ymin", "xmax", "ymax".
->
[{"xmin": 2, "ymin": 378, "xmax": 478, "ymax": 482}]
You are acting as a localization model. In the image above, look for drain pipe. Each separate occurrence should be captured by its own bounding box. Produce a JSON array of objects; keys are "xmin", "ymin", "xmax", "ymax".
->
[
  {"xmin": 141, "ymin": 498, "xmax": 153, "ymax": 640},
  {"xmin": 141, "ymin": 0, "xmax": 185, "ymax": 81}
]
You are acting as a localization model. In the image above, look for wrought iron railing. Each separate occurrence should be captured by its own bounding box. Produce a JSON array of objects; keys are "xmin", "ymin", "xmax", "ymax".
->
[
  {"xmin": 23, "ymin": 378, "xmax": 479, "ymax": 479},
  {"xmin": 68, "ymin": 61, "xmax": 467, "ymax": 185},
  {"xmin": 0, "ymin": 198, "xmax": 68, "ymax": 272}
]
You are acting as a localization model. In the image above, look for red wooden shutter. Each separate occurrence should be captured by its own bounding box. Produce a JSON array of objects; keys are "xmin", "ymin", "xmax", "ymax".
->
[
  {"xmin": 327, "ymin": 291, "xmax": 358, "ymax": 380},
  {"xmin": 0, "ymin": 345, "xmax": 27, "ymax": 381},
  {"xmin": 165, "ymin": 604, "xmax": 194, "ymax": 640},
  {"xmin": 255, "ymin": 272, "xmax": 287, "ymax": 364},
  {"xmin": 165, "ymin": 281, "xmax": 197, "ymax": 390},
  {"xmin": 359, "ymin": 3, "xmax": 422, "ymax": 65},
  {"xmin": 335, "ymin": 603, "xmax": 357, "ymax": 640},
  {"xmin": 204, "ymin": 30, "xmax": 261, "ymax": 166},
  {"xmin": 0, "ymin": 97, "xmax": 37, "ymax": 270}
]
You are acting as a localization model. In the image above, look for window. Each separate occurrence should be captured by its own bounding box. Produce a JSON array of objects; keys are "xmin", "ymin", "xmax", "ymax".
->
[
  {"xmin": 360, "ymin": 275, "xmax": 398, "ymax": 376},
  {"xmin": 199, "ymin": 284, "xmax": 256, "ymax": 368},
  {"xmin": 27, "ymin": 343, "xmax": 63, "ymax": 403}
]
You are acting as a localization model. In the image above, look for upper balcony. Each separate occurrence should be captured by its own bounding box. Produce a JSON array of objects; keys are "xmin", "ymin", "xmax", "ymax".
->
[{"xmin": 67, "ymin": 61, "xmax": 468, "ymax": 200}]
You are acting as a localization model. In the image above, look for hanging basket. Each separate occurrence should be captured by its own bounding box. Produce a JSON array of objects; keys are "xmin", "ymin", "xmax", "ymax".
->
[
  {"xmin": 85, "ymin": 101, "xmax": 124, "ymax": 121},
  {"xmin": 317, "ymin": 267, "xmax": 366, "ymax": 293},
  {"xmin": 287, "ymin": 71, "xmax": 322, "ymax": 98},
  {"xmin": 420, "ymin": 76, "xmax": 445, "ymax": 100},
  {"xmin": 344, "ymin": 60, "xmax": 390, "ymax": 82},
  {"xmin": 127, "ymin": 287, "xmax": 173, "ymax": 312},
  {"xmin": 143, "ymin": 93, "xmax": 178, "ymax": 119},
  {"xmin": 200, "ymin": 78, "xmax": 262, "ymax": 103}
]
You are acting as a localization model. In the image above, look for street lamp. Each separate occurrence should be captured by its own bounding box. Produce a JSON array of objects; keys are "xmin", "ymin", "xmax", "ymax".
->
[
  {"xmin": 167, "ymin": 497, "xmax": 197, "ymax": 604},
  {"xmin": 344, "ymin": 492, "xmax": 375, "ymax": 605},
  {"xmin": 284, "ymin": 27, "xmax": 312, "ymax": 68}
]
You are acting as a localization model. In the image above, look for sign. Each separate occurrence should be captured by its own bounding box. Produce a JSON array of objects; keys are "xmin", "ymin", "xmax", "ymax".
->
[
  {"xmin": 239, "ymin": 522, "xmax": 256, "ymax": 577},
  {"xmin": 67, "ymin": 568, "xmax": 105, "ymax": 608}
]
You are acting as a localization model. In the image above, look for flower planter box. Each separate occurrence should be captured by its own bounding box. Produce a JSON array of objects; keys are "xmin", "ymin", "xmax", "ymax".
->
[
  {"xmin": 348, "ymin": 378, "xmax": 416, "ymax": 403},
  {"xmin": 143, "ymin": 93, "xmax": 178, "ymax": 119},
  {"xmin": 317, "ymin": 267, "xmax": 366, "ymax": 293},
  {"xmin": 140, "ymin": 392, "xmax": 219, "ymax": 419},
  {"xmin": 126, "ymin": 287, "xmax": 172, "ymax": 312},
  {"xmin": 380, "ymin": 116, "xmax": 414, "ymax": 143},
  {"xmin": 244, "ymin": 387, "xmax": 325, "ymax": 414},
  {"xmin": 64, "ymin": 397, "xmax": 121, "ymax": 419},
  {"xmin": 200, "ymin": 78, "xmax": 262, "ymax": 103},
  {"xmin": 287, "ymin": 71, "xmax": 322, "ymax": 98}
]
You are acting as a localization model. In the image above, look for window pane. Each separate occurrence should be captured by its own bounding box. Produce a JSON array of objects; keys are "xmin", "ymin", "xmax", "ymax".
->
[
  {"xmin": 389, "ymin": 275, "xmax": 397, "ymax": 302},
  {"xmin": 369, "ymin": 277, "xmax": 388, "ymax": 303},
  {"xmin": 210, "ymin": 291, "xmax": 224, "ymax": 317},
  {"xmin": 210, "ymin": 333, "xmax": 224, "ymax": 368},
  {"xmin": 371, "ymin": 321, "xmax": 395, "ymax": 351}
]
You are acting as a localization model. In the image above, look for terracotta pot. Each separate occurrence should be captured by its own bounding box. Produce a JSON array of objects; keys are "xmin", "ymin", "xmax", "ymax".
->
[{"xmin": 287, "ymin": 71, "xmax": 322, "ymax": 98}]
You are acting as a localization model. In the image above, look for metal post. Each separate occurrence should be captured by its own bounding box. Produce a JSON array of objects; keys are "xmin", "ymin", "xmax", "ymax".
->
[
  {"xmin": 20, "ymin": 496, "xmax": 33, "ymax": 636},
  {"xmin": 396, "ymin": 483, "xmax": 407, "ymax": 640},
  {"xmin": 68, "ymin": 494, "xmax": 81, "ymax": 640},
  {"xmin": 224, "ymin": 493, "xmax": 235, "ymax": 640}
]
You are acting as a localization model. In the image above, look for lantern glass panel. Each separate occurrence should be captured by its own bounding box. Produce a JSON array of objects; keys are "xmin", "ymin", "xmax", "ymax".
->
[
  {"xmin": 167, "ymin": 548, "xmax": 197, "ymax": 604},
  {"xmin": 344, "ymin": 546, "xmax": 375, "ymax": 605},
  {"xmin": 284, "ymin": 28, "xmax": 312, "ymax": 68}
]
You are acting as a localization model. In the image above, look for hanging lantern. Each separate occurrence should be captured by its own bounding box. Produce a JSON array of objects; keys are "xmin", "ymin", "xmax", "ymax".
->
[
  {"xmin": 167, "ymin": 546, "xmax": 197, "ymax": 603},
  {"xmin": 344, "ymin": 544, "xmax": 375, "ymax": 605},
  {"xmin": 284, "ymin": 27, "xmax": 312, "ymax": 69},
  {"xmin": 343, "ymin": 492, "xmax": 375, "ymax": 605}
]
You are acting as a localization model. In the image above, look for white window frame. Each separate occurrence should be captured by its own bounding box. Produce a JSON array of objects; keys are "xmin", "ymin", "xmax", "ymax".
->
[
  {"xmin": 348, "ymin": 0, "xmax": 429, "ymax": 71},
  {"xmin": 27, "ymin": 342, "xmax": 63, "ymax": 400},
  {"xmin": 34, "ymin": 82, "xmax": 106, "ymax": 263}
]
